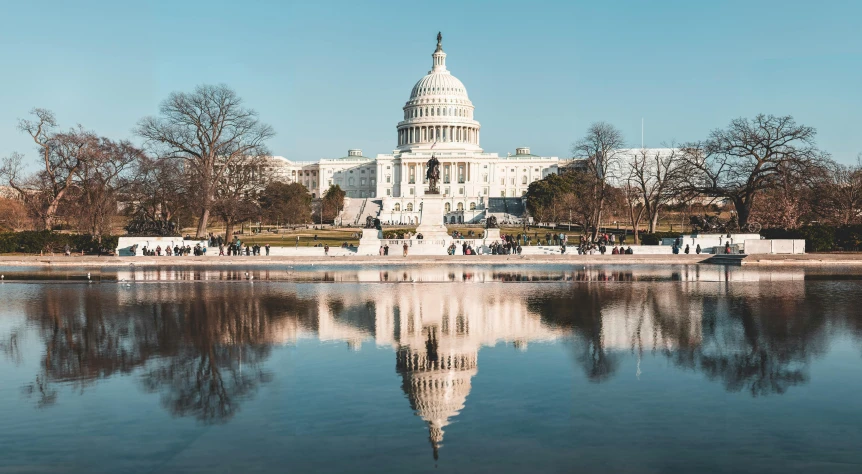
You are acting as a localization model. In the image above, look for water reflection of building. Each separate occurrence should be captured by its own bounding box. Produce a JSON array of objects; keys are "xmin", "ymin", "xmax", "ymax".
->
[{"xmin": 13, "ymin": 265, "xmax": 835, "ymax": 457}]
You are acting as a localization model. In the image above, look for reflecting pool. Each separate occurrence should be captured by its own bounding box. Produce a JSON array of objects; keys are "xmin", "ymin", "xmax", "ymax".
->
[{"xmin": 1, "ymin": 265, "xmax": 861, "ymax": 473}]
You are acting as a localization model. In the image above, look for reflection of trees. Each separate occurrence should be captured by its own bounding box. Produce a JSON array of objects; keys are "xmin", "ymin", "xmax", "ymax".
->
[
  {"xmin": 529, "ymin": 285, "xmax": 620, "ymax": 382},
  {"xmin": 22, "ymin": 285, "xmax": 314, "ymax": 422},
  {"xmin": 672, "ymin": 294, "xmax": 827, "ymax": 397},
  {"xmin": 529, "ymin": 281, "xmax": 834, "ymax": 397}
]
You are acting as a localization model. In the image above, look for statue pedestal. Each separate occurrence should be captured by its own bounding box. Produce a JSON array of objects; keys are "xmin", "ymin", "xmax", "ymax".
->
[
  {"xmin": 356, "ymin": 228, "xmax": 384, "ymax": 256},
  {"xmin": 416, "ymin": 194, "xmax": 449, "ymax": 239},
  {"xmin": 483, "ymin": 228, "xmax": 501, "ymax": 242}
]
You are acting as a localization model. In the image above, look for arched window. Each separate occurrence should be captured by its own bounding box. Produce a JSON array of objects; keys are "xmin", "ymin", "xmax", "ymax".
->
[
  {"xmin": 443, "ymin": 216, "xmax": 448, "ymax": 224},
  {"xmin": 469, "ymin": 202, "xmax": 476, "ymax": 210},
  {"xmin": 348, "ymin": 177, "xmax": 354, "ymax": 186},
  {"xmin": 457, "ymin": 202, "xmax": 464, "ymax": 211},
  {"xmin": 394, "ymin": 203, "xmax": 401, "ymax": 211},
  {"xmin": 406, "ymin": 203, "xmax": 413, "ymax": 211},
  {"xmin": 444, "ymin": 202, "xmax": 451, "ymax": 213}
]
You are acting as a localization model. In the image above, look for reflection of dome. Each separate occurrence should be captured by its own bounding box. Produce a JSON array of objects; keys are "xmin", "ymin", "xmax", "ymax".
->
[
  {"xmin": 396, "ymin": 336, "xmax": 478, "ymax": 460},
  {"xmin": 397, "ymin": 32, "xmax": 482, "ymax": 152}
]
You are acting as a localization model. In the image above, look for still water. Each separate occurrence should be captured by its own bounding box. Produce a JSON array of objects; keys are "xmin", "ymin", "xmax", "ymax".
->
[{"xmin": 1, "ymin": 264, "xmax": 861, "ymax": 473}]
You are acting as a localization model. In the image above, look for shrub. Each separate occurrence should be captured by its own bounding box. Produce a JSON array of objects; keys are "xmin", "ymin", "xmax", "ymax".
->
[
  {"xmin": 0, "ymin": 231, "xmax": 119, "ymax": 254},
  {"xmin": 639, "ymin": 232, "xmax": 681, "ymax": 245},
  {"xmin": 761, "ymin": 224, "xmax": 862, "ymax": 252}
]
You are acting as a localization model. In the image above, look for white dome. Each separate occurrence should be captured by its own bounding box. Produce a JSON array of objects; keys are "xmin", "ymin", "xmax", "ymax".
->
[
  {"xmin": 396, "ymin": 33, "xmax": 482, "ymax": 152},
  {"xmin": 410, "ymin": 73, "xmax": 469, "ymax": 100}
]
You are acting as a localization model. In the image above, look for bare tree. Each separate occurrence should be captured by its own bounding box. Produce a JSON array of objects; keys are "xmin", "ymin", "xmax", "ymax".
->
[
  {"xmin": 1, "ymin": 109, "xmax": 89, "ymax": 230},
  {"xmin": 69, "ymin": 138, "xmax": 142, "ymax": 239},
  {"xmin": 810, "ymin": 157, "xmax": 862, "ymax": 225},
  {"xmin": 136, "ymin": 84, "xmax": 274, "ymax": 238},
  {"xmin": 211, "ymin": 155, "xmax": 268, "ymax": 239},
  {"xmin": 679, "ymin": 114, "xmax": 828, "ymax": 227},
  {"xmin": 127, "ymin": 156, "xmax": 192, "ymax": 226},
  {"xmin": 624, "ymin": 145, "xmax": 684, "ymax": 233},
  {"xmin": 572, "ymin": 122, "xmax": 626, "ymax": 240}
]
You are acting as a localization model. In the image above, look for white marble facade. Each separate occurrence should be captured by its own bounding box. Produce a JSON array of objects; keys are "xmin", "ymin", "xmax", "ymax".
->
[{"xmin": 266, "ymin": 33, "xmax": 562, "ymax": 222}]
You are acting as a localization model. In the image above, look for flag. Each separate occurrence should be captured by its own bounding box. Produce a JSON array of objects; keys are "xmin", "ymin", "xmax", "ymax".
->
[{"xmin": 430, "ymin": 140, "xmax": 437, "ymax": 150}]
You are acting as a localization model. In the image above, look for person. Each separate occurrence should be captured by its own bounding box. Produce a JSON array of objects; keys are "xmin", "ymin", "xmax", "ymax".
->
[
  {"xmin": 265, "ymin": 243, "xmax": 270, "ymax": 256},
  {"xmin": 684, "ymin": 244, "xmax": 690, "ymax": 254},
  {"xmin": 156, "ymin": 245, "xmax": 162, "ymax": 256},
  {"xmin": 324, "ymin": 244, "xmax": 330, "ymax": 256},
  {"xmin": 295, "ymin": 235, "xmax": 300, "ymax": 248},
  {"xmin": 672, "ymin": 243, "xmax": 679, "ymax": 255},
  {"xmin": 612, "ymin": 246, "xmax": 619, "ymax": 255},
  {"xmin": 626, "ymin": 246, "xmax": 633, "ymax": 255},
  {"xmin": 379, "ymin": 245, "xmax": 384, "ymax": 256},
  {"xmin": 384, "ymin": 244, "xmax": 389, "ymax": 256},
  {"xmin": 219, "ymin": 244, "xmax": 225, "ymax": 256},
  {"xmin": 64, "ymin": 244, "xmax": 71, "ymax": 256},
  {"xmin": 725, "ymin": 242, "xmax": 731, "ymax": 254},
  {"xmin": 166, "ymin": 246, "xmax": 172, "ymax": 256},
  {"xmin": 402, "ymin": 242, "xmax": 408, "ymax": 257},
  {"xmin": 696, "ymin": 244, "xmax": 702, "ymax": 254},
  {"xmin": 314, "ymin": 234, "xmax": 318, "ymax": 241}
]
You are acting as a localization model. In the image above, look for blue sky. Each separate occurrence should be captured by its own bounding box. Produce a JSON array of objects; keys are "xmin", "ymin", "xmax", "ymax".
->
[{"xmin": 0, "ymin": 0, "xmax": 859, "ymax": 164}]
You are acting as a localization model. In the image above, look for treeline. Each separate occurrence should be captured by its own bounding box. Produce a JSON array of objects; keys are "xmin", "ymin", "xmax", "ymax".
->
[
  {"xmin": 526, "ymin": 115, "xmax": 862, "ymax": 246},
  {"xmin": 0, "ymin": 85, "xmax": 343, "ymax": 239}
]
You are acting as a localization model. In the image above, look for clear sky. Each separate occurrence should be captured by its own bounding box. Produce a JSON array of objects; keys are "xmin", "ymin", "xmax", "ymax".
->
[{"xmin": 0, "ymin": 0, "xmax": 859, "ymax": 165}]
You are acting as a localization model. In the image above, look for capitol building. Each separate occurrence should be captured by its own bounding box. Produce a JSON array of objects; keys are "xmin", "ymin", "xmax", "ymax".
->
[{"xmin": 269, "ymin": 33, "xmax": 562, "ymax": 225}]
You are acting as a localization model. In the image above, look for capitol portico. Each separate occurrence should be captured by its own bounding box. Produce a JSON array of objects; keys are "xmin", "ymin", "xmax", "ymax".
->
[{"xmin": 268, "ymin": 33, "xmax": 562, "ymax": 225}]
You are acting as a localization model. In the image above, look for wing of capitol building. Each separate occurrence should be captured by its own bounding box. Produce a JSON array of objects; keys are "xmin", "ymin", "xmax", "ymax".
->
[{"xmin": 265, "ymin": 33, "xmax": 568, "ymax": 226}]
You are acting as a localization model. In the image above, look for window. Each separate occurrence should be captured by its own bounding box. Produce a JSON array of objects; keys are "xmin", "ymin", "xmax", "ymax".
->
[
  {"xmin": 522, "ymin": 176, "xmax": 527, "ymax": 184},
  {"xmin": 445, "ymin": 202, "xmax": 451, "ymax": 213},
  {"xmin": 410, "ymin": 188, "xmax": 414, "ymax": 195},
  {"xmin": 483, "ymin": 188, "xmax": 489, "ymax": 196},
  {"xmin": 386, "ymin": 189, "xmax": 391, "ymax": 196},
  {"xmin": 371, "ymin": 179, "xmax": 376, "ymax": 186},
  {"xmin": 386, "ymin": 166, "xmax": 390, "ymax": 170},
  {"xmin": 459, "ymin": 187, "xmax": 464, "ymax": 195},
  {"xmin": 361, "ymin": 169, "xmax": 366, "ymax": 174},
  {"xmin": 469, "ymin": 202, "xmax": 476, "ymax": 210},
  {"xmin": 406, "ymin": 203, "xmax": 413, "ymax": 211},
  {"xmin": 457, "ymin": 202, "xmax": 464, "ymax": 211},
  {"xmin": 444, "ymin": 187, "xmax": 449, "ymax": 195},
  {"xmin": 510, "ymin": 178, "xmax": 515, "ymax": 185},
  {"xmin": 500, "ymin": 178, "xmax": 505, "ymax": 185},
  {"xmin": 328, "ymin": 179, "xmax": 333, "ymax": 186},
  {"xmin": 360, "ymin": 178, "xmax": 366, "ymax": 185},
  {"xmin": 394, "ymin": 203, "xmax": 401, "ymax": 211},
  {"xmin": 386, "ymin": 175, "xmax": 391, "ymax": 183},
  {"xmin": 500, "ymin": 191, "xmax": 506, "ymax": 197},
  {"xmin": 483, "ymin": 174, "xmax": 488, "ymax": 182},
  {"xmin": 348, "ymin": 178, "xmax": 354, "ymax": 186}
]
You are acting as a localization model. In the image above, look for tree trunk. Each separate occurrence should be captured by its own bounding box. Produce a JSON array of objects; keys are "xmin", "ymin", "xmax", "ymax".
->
[
  {"xmin": 196, "ymin": 207, "xmax": 210, "ymax": 238},
  {"xmin": 225, "ymin": 221, "xmax": 234, "ymax": 242},
  {"xmin": 735, "ymin": 196, "xmax": 752, "ymax": 228},
  {"xmin": 649, "ymin": 208, "xmax": 660, "ymax": 233}
]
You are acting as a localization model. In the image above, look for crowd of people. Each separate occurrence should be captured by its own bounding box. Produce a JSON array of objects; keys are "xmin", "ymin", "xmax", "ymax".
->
[{"xmin": 135, "ymin": 243, "xmax": 206, "ymax": 256}]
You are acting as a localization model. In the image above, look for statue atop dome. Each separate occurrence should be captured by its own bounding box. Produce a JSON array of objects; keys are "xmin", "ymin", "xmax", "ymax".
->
[{"xmin": 435, "ymin": 32, "xmax": 443, "ymax": 53}]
